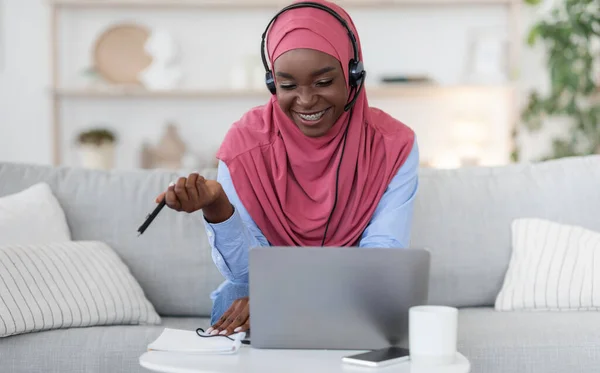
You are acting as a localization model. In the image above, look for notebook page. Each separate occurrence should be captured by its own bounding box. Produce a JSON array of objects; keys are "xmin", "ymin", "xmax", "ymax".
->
[{"xmin": 148, "ymin": 328, "xmax": 246, "ymax": 354}]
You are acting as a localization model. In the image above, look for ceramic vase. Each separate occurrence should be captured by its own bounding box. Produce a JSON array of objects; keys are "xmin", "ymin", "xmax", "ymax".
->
[{"xmin": 78, "ymin": 142, "xmax": 115, "ymax": 170}]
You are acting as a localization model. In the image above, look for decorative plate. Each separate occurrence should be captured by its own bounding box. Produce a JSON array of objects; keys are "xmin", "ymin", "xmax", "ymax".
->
[{"xmin": 93, "ymin": 23, "xmax": 153, "ymax": 84}]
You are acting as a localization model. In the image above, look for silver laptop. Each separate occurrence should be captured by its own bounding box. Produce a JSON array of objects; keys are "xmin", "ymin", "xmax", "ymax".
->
[{"xmin": 249, "ymin": 246, "xmax": 430, "ymax": 350}]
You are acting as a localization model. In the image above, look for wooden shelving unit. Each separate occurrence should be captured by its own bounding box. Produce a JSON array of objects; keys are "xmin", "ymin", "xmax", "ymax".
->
[
  {"xmin": 53, "ymin": 84, "xmax": 516, "ymax": 99},
  {"xmin": 49, "ymin": 0, "xmax": 522, "ymax": 165},
  {"xmin": 51, "ymin": 0, "xmax": 520, "ymax": 8},
  {"xmin": 53, "ymin": 87, "xmax": 271, "ymax": 99}
]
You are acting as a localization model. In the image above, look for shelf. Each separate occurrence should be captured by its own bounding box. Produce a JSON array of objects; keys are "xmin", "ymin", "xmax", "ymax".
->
[
  {"xmin": 50, "ymin": 0, "xmax": 520, "ymax": 9},
  {"xmin": 53, "ymin": 87, "xmax": 269, "ymax": 98},
  {"xmin": 367, "ymin": 84, "xmax": 516, "ymax": 97},
  {"xmin": 52, "ymin": 84, "xmax": 516, "ymax": 99}
]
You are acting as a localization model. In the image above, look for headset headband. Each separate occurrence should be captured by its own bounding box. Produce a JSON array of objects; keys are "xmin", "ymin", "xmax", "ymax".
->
[{"xmin": 260, "ymin": 2, "xmax": 360, "ymax": 72}]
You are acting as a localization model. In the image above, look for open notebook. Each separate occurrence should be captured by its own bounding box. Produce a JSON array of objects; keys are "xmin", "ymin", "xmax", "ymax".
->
[{"xmin": 147, "ymin": 328, "xmax": 246, "ymax": 355}]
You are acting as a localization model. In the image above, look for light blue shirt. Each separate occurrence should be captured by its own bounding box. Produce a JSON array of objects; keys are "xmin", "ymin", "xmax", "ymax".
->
[{"xmin": 203, "ymin": 137, "xmax": 419, "ymax": 299}]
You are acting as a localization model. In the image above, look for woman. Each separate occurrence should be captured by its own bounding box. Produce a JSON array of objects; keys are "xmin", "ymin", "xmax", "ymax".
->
[{"xmin": 156, "ymin": 0, "xmax": 419, "ymax": 337}]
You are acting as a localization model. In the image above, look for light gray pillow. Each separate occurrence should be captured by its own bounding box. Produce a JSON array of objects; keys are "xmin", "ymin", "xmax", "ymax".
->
[
  {"xmin": 496, "ymin": 218, "xmax": 600, "ymax": 311},
  {"xmin": 0, "ymin": 241, "xmax": 161, "ymax": 337},
  {"xmin": 0, "ymin": 182, "xmax": 71, "ymax": 246}
]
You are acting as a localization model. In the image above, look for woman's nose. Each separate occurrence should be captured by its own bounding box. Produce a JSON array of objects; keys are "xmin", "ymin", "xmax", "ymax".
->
[{"xmin": 295, "ymin": 87, "xmax": 318, "ymax": 108}]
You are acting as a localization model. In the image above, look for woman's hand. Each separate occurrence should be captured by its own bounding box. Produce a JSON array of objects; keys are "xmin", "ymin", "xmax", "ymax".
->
[
  {"xmin": 155, "ymin": 172, "xmax": 221, "ymax": 213},
  {"xmin": 155, "ymin": 172, "xmax": 233, "ymax": 222},
  {"xmin": 207, "ymin": 297, "xmax": 250, "ymax": 336}
]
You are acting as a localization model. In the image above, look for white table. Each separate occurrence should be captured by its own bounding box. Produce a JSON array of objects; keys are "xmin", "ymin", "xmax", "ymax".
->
[{"xmin": 139, "ymin": 347, "xmax": 470, "ymax": 373}]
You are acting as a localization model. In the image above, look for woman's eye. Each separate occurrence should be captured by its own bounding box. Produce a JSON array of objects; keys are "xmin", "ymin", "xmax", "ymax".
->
[
  {"xmin": 279, "ymin": 84, "xmax": 296, "ymax": 90},
  {"xmin": 316, "ymin": 80, "xmax": 333, "ymax": 87}
]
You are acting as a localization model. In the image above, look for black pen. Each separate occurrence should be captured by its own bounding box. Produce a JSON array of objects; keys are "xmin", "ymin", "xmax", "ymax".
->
[{"xmin": 137, "ymin": 198, "xmax": 167, "ymax": 236}]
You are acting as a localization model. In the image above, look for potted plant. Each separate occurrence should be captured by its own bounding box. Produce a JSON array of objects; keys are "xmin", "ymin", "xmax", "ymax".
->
[
  {"xmin": 514, "ymin": 0, "xmax": 600, "ymax": 161},
  {"xmin": 76, "ymin": 128, "xmax": 117, "ymax": 170}
]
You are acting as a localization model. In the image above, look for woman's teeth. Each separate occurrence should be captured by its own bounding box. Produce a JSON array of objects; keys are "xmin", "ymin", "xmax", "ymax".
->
[{"xmin": 298, "ymin": 109, "xmax": 326, "ymax": 121}]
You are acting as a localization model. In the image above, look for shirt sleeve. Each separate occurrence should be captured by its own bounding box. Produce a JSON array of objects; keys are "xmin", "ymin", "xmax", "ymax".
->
[
  {"xmin": 203, "ymin": 161, "xmax": 270, "ymax": 284},
  {"xmin": 359, "ymin": 137, "xmax": 420, "ymax": 248}
]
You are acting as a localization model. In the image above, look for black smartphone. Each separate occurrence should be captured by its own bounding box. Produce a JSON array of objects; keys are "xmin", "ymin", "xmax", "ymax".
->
[{"xmin": 342, "ymin": 346, "xmax": 410, "ymax": 367}]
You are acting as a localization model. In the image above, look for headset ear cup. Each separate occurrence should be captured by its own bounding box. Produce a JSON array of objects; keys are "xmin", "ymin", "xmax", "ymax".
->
[
  {"xmin": 265, "ymin": 71, "xmax": 276, "ymax": 94},
  {"xmin": 348, "ymin": 60, "xmax": 357, "ymax": 88},
  {"xmin": 349, "ymin": 60, "xmax": 364, "ymax": 88}
]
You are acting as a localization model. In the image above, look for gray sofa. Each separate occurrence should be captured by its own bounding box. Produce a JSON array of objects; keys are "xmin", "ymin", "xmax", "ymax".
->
[{"xmin": 1, "ymin": 155, "xmax": 600, "ymax": 373}]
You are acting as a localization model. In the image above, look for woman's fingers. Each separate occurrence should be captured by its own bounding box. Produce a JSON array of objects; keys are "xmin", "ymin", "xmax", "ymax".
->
[
  {"xmin": 185, "ymin": 173, "xmax": 200, "ymax": 202},
  {"xmin": 210, "ymin": 306, "xmax": 235, "ymax": 334},
  {"xmin": 164, "ymin": 182, "xmax": 181, "ymax": 210},
  {"xmin": 174, "ymin": 177, "xmax": 190, "ymax": 205},
  {"xmin": 155, "ymin": 192, "xmax": 166, "ymax": 204},
  {"xmin": 208, "ymin": 298, "xmax": 250, "ymax": 336},
  {"xmin": 218, "ymin": 300, "xmax": 249, "ymax": 336},
  {"xmin": 234, "ymin": 319, "xmax": 250, "ymax": 333},
  {"xmin": 195, "ymin": 175, "xmax": 207, "ymax": 197},
  {"xmin": 222, "ymin": 302, "xmax": 249, "ymax": 336},
  {"xmin": 216, "ymin": 301, "xmax": 243, "ymax": 335},
  {"xmin": 162, "ymin": 174, "xmax": 212, "ymax": 213}
]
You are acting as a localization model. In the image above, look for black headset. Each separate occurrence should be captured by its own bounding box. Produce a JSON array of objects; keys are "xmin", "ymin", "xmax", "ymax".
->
[{"xmin": 260, "ymin": 1, "xmax": 366, "ymax": 112}]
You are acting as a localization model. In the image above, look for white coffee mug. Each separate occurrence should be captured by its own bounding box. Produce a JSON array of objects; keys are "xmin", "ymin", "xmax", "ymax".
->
[{"xmin": 409, "ymin": 305, "xmax": 458, "ymax": 366}]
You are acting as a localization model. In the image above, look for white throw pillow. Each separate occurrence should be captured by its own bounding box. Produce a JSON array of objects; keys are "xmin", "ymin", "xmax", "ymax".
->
[
  {"xmin": 0, "ymin": 241, "xmax": 161, "ymax": 337},
  {"xmin": 495, "ymin": 218, "xmax": 600, "ymax": 311},
  {"xmin": 0, "ymin": 183, "xmax": 71, "ymax": 245}
]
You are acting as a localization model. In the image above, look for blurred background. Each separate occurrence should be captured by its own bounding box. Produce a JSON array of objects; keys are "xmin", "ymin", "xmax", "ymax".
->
[{"xmin": 0, "ymin": 0, "xmax": 598, "ymax": 171}]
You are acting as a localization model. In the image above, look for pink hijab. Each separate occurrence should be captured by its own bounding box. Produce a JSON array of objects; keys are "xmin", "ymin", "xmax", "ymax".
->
[{"xmin": 217, "ymin": 0, "xmax": 415, "ymax": 247}]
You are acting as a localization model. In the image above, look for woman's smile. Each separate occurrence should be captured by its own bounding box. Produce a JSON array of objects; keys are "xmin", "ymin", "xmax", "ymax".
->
[{"xmin": 293, "ymin": 108, "xmax": 331, "ymax": 126}]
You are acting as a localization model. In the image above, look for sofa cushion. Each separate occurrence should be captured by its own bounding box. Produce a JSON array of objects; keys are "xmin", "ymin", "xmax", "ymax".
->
[
  {"xmin": 459, "ymin": 307, "xmax": 600, "ymax": 373},
  {"xmin": 411, "ymin": 155, "xmax": 600, "ymax": 307},
  {"xmin": 0, "ymin": 182, "xmax": 71, "ymax": 245},
  {"xmin": 495, "ymin": 218, "xmax": 600, "ymax": 312},
  {"xmin": 0, "ymin": 241, "xmax": 161, "ymax": 338},
  {"xmin": 0, "ymin": 317, "xmax": 210, "ymax": 373},
  {"xmin": 0, "ymin": 163, "xmax": 225, "ymax": 318}
]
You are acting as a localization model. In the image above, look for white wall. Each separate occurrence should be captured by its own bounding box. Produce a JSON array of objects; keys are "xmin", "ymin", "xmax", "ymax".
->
[
  {"xmin": 0, "ymin": 0, "xmax": 51, "ymax": 165},
  {"xmin": 0, "ymin": 0, "xmax": 559, "ymax": 169}
]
